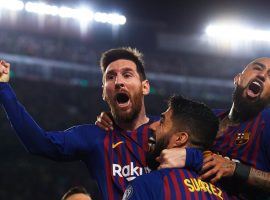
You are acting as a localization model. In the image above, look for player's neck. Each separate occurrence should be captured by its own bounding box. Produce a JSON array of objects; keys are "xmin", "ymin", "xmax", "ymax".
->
[
  {"xmin": 229, "ymin": 102, "xmax": 261, "ymax": 123},
  {"xmin": 116, "ymin": 107, "xmax": 149, "ymax": 131}
]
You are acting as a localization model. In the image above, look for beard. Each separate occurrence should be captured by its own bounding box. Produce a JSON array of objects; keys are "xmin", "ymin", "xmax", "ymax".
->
[
  {"xmin": 146, "ymin": 135, "xmax": 170, "ymax": 170},
  {"xmin": 233, "ymin": 85, "xmax": 269, "ymax": 121},
  {"xmin": 107, "ymin": 90, "xmax": 143, "ymax": 124}
]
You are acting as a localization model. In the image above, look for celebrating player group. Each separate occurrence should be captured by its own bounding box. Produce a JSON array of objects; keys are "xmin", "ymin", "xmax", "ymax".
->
[{"xmin": 0, "ymin": 48, "xmax": 270, "ymax": 199}]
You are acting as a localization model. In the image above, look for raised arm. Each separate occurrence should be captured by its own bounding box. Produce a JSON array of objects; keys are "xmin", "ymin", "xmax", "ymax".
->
[{"xmin": 0, "ymin": 61, "xmax": 95, "ymax": 161}]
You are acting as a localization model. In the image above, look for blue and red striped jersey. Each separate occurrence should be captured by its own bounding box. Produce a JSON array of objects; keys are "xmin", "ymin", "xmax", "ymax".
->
[
  {"xmin": 211, "ymin": 109, "xmax": 270, "ymax": 199},
  {"xmin": 0, "ymin": 83, "xmax": 158, "ymax": 200},
  {"xmin": 212, "ymin": 109, "xmax": 270, "ymax": 171},
  {"xmin": 123, "ymin": 168, "xmax": 235, "ymax": 200}
]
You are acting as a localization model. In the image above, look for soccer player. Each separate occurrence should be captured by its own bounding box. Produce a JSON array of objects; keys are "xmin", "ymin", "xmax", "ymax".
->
[
  {"xmin": 154, "ymin": 57, "xmax": 270, "ymax": 199},
  {"xmin": 200, "ymin": 57, "xmax": 270, "ymax": 198},
  {"xmin": 0, "ymin": 48, "xmax": 161, "ymax": 199},
  {"xmin": 122, "ymin": 95, "xmax": 235, "ymax": 200},
  {"xmin": 97, "ymin": 57, "xmax": 270, "ymax": 199},
  {"xmin": 61, "ymin": 186, "xmax": 92, "ymax": 200}
]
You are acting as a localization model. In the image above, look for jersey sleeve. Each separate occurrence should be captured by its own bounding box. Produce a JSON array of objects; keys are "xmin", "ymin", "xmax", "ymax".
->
[
  {"xmin": 122, "ymin": 171, "xmax": 163, "ymax": 200},
  {"xmin": 0, "ymin": 83, "xmax": 103, "ymax": 161}
]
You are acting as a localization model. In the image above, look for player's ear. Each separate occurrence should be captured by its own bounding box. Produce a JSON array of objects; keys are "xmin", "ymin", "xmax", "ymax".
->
[
  {"xmin": 172, "ymin": 132, "xmax": 188, "ymax": 148},
  {"xmin": 234, "ymin": 73, "xmax": 241, "ymax": 85},
  {"xmin": 142, "ymin": 79, "xmax": 150, "ymax": 95}
]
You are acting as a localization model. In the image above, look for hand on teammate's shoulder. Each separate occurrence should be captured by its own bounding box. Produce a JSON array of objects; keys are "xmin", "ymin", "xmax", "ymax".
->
[{"xmin": 0, "ymin": 60, "xmax": 10, "ymax": 83}]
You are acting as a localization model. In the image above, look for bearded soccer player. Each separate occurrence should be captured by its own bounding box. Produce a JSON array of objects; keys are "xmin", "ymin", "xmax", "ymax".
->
[
  {"xmin": 122, "ymin": 95, "xmax": 237, "ymax": 200},
  {"xmin": 97, "ymin": 57, "xmax": 270, "ymax": 199},
  {"xmin": 199, "ymin": 57, "xmax": 270, "ymax": 199},
  {"xmin": 0, "ymin": 48, "xmax": 162, "ymax": 200}
]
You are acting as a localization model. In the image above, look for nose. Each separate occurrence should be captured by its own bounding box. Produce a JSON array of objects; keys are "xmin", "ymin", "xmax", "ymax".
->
[
  {"xmin": 115, "ymin": 76, "xmax": 124, "ymax": 89},
  {"xmin": 149, "ymin": 121, "xmax": 159, "ymax": 131},
  {"xmin": 257, "ymin": 71, "xmax": 266, "ymax": 82}
]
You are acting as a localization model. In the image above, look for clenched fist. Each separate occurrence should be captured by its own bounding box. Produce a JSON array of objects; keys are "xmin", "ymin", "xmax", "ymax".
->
[{"xmin": 0, "ymin": 60, "xmax": 10, "ymax": 82}]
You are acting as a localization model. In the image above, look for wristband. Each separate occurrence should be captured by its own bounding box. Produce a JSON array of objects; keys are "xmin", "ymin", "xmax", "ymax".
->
[
  {"xmin": 233, "ymin": 162, "xmax": 251, "ymax": 182},
  {"xmin": 185, "ymin": 147, "xmax": 203, "ymax": 172}
]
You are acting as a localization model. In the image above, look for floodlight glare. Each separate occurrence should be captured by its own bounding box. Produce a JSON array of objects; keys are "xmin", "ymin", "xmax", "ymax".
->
[
  {"xmin": 74, "ymin": 7, "xmax": 93, "ymax": 22},
  {"xmin": 94, "ymin": 12, "xmax": 126, "ymax": 25},
  {"xmin": 206, "ymin": 24, "xmax": 270, "ymax": 42},
  {"xmin": 58, "ymin": 6, "xmax": 77, "ymax": 18},
  {"xmin": 25, "ymin": 2, "xmax": 58, "ymax": 16},
  {"xmin": 0, "ymin": 0, "xmax": 24, "ymax": 11},
  {"xmin": 0, "ymin": 0, "xmax": 126, "ymax": 26},
  {"xmin": 94, "ymin": 12, "xmax": 107, "ymax": 23},
  {"xmin": 108, "ymin": 13, "xmax": 126, "ymax": 25}
]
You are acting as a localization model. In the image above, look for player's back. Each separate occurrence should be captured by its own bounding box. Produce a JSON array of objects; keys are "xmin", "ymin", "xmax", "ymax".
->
[{"xmin": 123, "ymin": 168, "xmax": 236, "ymax": 200}]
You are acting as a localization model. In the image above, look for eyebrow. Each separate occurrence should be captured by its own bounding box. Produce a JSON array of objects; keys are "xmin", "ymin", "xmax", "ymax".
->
[
  {"xmin": 253, "ymin": 62, "xmax": 266, "ymax": 69},
  {"xmin": 106, "ymin": 67, "xmax": 135, "ymax": 75}
]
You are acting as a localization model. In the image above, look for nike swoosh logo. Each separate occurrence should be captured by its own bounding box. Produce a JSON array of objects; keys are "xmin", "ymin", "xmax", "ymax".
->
[{"xmin": 112, "ymin": 141, "xmax": 124, "ymax": 149}]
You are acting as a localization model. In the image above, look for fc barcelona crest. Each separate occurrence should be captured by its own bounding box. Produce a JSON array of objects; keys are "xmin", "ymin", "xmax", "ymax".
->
[{"xmin": 235, "ymin": 132, "xmax": 250, "ymax": 145}]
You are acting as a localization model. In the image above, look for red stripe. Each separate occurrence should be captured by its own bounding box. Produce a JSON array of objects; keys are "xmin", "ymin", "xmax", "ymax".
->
[
  {"xmin": 241, "ymin": 115, "xmax": 261, "ymax": 163},
  {"xmin": 250, "ymin": 114, "xmax": 263, "ymax": 167},
  {"xmin": 169, "ymin": 170, "xmax": 182, "ymax": 199},
  {"xmin": 116, "ymin": 133, "xmax": 125, "ymax": 192},
  {"xmin": 230, "ymin": 120, "xmax": 253, "ymax": 158},
  {"xmin": 133, "ymin": 129, "xmax": 147, "ymax": 167},
  {"xmin": 142, "ymin": 125, "xmax": 150, "ymax": 152},
  {"xmin": 179, "ymin": 170, "xmax": 192, "ymax": 200},
  {"xmin": 104, "ymin": 133, "xmax": 114, "ymax": 200},
  {"xmin": 163, "ymin": 176, "xmax": 171, "ymax": 200},
  {"xmin": 217, "ymin": 129, "xmax": 234, "ymax": 157},
  {"xmin": 140, "ymin": 125, "xmax": 149, "ymax": 164}
]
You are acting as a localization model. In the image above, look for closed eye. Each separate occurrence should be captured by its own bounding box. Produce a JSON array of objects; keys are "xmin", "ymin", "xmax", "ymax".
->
[{"xmin": 253, "ymin": 66, "xmax": 262, "ymax": 71}]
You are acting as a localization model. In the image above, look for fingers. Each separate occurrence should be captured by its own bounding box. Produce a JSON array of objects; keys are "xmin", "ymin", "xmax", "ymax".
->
[
  {"xmin": 200, "ymin": 166, "xmax": 218, "ymax": 180},
  {"xmin": 157, "ymin": 149, "xmax": 186, "ymax": 169},
  {"xmin": 100, "ymin": 112, "xmax": 114, "ymax": 129},
  {"xmin": 201, "ymin": 158, "xmax": 215, "ymax": 172},
  {"xmin": 156, "ymin": 156, "xmax": 169, "ymax": 170},
  {"xmin": 95, "ymin": 121, "xmax": 110, "ymax": 131},
  {"xmin": 0, "ymin": 60, "xmax": 10, "ymax": 74},
  {"xmin": 95, "ymin": 112, "xmax": 113, "ymax": 131},
  {"xmin": 203, "ymin": 154, "xmax": 215, "ymax": 164},
  {"xmin": 158, "ymin": 163, "xmax": 171, "ymax": 170},
  {"xmin": 210, "ymin": 171, "xmax": 223, "ymax": 183}
]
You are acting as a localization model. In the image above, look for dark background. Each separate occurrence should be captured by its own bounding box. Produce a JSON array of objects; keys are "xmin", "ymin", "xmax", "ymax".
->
[{"xmin": 1, "ymin": 0, "xmax": 270, "ymax": 199}]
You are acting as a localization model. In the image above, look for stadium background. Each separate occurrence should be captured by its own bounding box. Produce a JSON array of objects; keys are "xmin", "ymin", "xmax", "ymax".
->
[{"xmin": 0, "ymin": 0, "xmax": 270, "ymax": 199}]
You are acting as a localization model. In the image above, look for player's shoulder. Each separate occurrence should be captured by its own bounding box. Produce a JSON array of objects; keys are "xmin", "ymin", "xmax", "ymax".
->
[
  {"xmin": 131, "ymin": 170, "xmax": 163, "ymax": 189},
  {"xmin": 65, "ymin": 124, "xmax": 107, "ymax": 135},
  {"xmin": 160, "ymin": 168, "xmax": 197, "ymax": 178},
  {"xmin": 125, "ymin": 170, "xmax": 163, "ymax": 200}
]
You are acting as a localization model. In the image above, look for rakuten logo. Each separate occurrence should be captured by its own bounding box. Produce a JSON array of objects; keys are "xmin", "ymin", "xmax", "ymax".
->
[{"xmin": 112, "ymin": 162, "xmax": 151, "ymax": 181}]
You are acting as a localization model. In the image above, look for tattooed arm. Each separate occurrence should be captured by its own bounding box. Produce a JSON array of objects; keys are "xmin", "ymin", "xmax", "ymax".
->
[
  {"xmin": 200, "ymin": 153, "xmax": 270, "ymax": 193},
  {"xmin": 247, "ymin": 167, "xmax": 270, "ymax": 192}
]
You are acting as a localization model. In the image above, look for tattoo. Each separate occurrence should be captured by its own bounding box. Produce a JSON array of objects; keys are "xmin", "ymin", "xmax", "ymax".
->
[
  {"xmin": 248, "ymin": 168, "xmax": 270, "ymax": 192},
  {"xmin": 222, "ymin": 162, "xmax": 234, "ymax": 169}
]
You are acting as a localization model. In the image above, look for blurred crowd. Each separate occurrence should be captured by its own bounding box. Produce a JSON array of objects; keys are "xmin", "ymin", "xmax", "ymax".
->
[{"xmin": 0, "ymin": 29, "xmax": 251, "ymax": 79}]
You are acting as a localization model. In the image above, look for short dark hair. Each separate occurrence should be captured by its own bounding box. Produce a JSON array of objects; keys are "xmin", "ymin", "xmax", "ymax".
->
[
  {"xmin": 61, "ymin": 186, "xmax": 90, "ymax": 200},
  {"xmin": 168, "ymin": 95, "xmax": 219, "ymax": 150},
  {"xmin": 100, "ymin": 47, "xmax": 146, "ymax": 80}
]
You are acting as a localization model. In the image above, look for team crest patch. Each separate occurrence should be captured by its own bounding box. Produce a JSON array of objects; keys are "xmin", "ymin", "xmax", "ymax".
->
[
  {"xmin": 235, "ymin": 132, "xmax": 250, "ymax": 145},
  {"xmin": 122, "ymin": 185, "xmax": 133, "ymax": 200}
]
